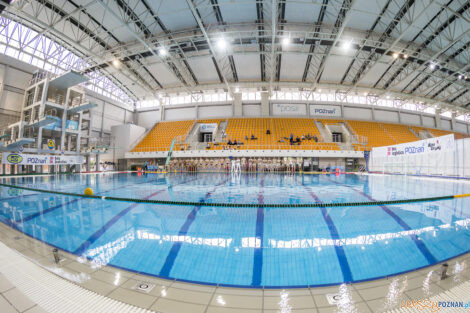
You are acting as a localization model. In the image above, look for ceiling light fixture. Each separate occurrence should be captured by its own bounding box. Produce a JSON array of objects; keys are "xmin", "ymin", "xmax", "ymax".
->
[
  {"xmin": 342, "ymin": 40, "xmax": 352, "ymax": 50},
  {"xmin": 392, "ymin": 52, "xmax": 399, "ymax": 59},
  {"xmin": 403, "ymin": 54, "xmax": 408, "ymax": 59},
  {"xmin": 217, "ymin": 38, "xmax": 228, "ymax": 50},
  {"xmin": 281, "ymin": 37, "xmax": 290, "ymax": 46},
  {"xmin": 112, "ymin": 59, "xmax": 121, "ymax": 68},
  {"xmin": 158, "ymin": 47, "xmax": 167, "ymax": 57}
]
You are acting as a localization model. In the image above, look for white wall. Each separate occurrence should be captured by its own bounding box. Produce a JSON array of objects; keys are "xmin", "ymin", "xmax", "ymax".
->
[
  {"xmin": 111, "ymin": 124, "xmax": 146, "ymax": 159},
  {"xmin": 343, "ymin": 106, "xmax": 372, "ymax": 120},
  {"xmin": 455, "ymin": 122, "xmax": 467, "ymax": 133},
  {"xmin": 400, "ymin": 113, "xmax": 420, "ymax": 125},
  {"xmin": 422, "ymin": 116, "xmax": 435, "ymax": 127},
  {"xmin": 374, "ymin": 110, "xmax": 399, "ymax": 123},
  {"xmin": 242, "ymin": 104, "xmax": 261, "ymax": 116},
  {"xmin": 137, "ymin": 109, "xmax": 161, "ymax": 129},
  {"xmin": 165, "ymin": 106, "xmax": 196, "ymax": 120},
  {"xmin": 198, "ymin": 104, "xmax": 232, "ymax": 118},
  {"xmin": 441, "ymin": 119, "xmax": 451, "ymax": 130}
]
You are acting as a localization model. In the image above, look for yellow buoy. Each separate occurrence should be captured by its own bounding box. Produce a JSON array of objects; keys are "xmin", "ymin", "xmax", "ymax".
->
[{"xmin": 84, "ymin": 187, "xmax": 94, "ymax": 196}]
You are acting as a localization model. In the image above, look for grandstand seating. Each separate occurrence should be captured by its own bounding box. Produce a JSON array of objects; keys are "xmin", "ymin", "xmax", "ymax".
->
[
  {"xmin": 131, "ymin": 118, "xmax": 469, "ymax": 152},
  {"xmin": 132, "ymin": 120, "xmax": 194, "ymax": 152}
]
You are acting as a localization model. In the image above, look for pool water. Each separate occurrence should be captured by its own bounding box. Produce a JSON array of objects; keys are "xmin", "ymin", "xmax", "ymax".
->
[{"xmin": 1, "ymin": 173, "xmax": 470, "ymax": 287}]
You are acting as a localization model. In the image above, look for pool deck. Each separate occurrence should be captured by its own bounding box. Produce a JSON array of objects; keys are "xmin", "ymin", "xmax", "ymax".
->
[{"xmin": 0, "ymin": 222, "xmax": 469, "ymax": 313}]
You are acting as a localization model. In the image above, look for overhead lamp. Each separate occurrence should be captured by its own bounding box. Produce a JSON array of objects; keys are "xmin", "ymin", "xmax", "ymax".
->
[
  {"xmin": 386, "ymin": 95, "xmax": 390, "ymax": 99},
  {"xmin": 458, "ymin": 74, "xmax": 463, "ymax": 80},
  {"xmin": 363, "ymin": 92, "xmax": 368, "ymax": 96},
  {"xmin": 342, "ymin": 40, "xmax": 352, "ymax": 50},
  {"xmin": 217, "ymin": 38, "xmax": 228, "ymax": 50},
  {"xmin": 112, "ymin": 59, "xmax": 121, "ymax": 68},
  {"xmin": 158, "ymin": 47, "xmax": 167, "ymax": 57},
  {"xmin": 281, "ymin": 37, "xmax": 290, "ymax": 46},
  {"xmin": 317, "ymin": 89, "xmax": 322, "ymax": 92},
  {"xmin": 429, "ymin": 63, "xmax": 436, "ymax": 70},
  {"xmin": 403, "ymin": 54, "xmax": 408, "ymax": 59},
  {"xmin": 234, "ymin": 86, "xmax": 240, "ymax": 93},
  {"xmin": 392, "ymin": 52, "xmax": 399, "ymax": 59}
]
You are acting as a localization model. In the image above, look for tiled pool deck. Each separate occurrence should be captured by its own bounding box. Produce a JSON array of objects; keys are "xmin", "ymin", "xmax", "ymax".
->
[{"xmin": 0, "ymin": 222, "xmax": 469, "ymax": 313}]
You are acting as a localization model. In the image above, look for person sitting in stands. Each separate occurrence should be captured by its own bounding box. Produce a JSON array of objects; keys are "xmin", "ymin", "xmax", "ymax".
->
[
  {"xmin": 228, "ymin": 139, "xmax": 233, "ymax": 145},
  {"xmin": 251, "ymin": 134, "xmax": 257, "ymax": 140},
  {"xmin": 296, "ymin": 136, "xmax": 301, "ymax": 143},
  {"xmin": 245, "ymin": 135, "xmax": 249, "ymax": 141},
  {"xmin": 313, "ymin": 135, "xmax": 318, "ymax": 142},
  {"xmin": 301, "ymin": 135, "xmax": 305, "ymax": 140},
  {"xmin": 289, "ymin": 133, "xmax": 294, "ymax": 141},
  {"xmin": 278, "ymin": 138, "xmax": 285, "ymax": 143},
  {"xmin": 234, "ymin": 140, "xmax": 238, "ymax": 145},
  {"xmin": 266, "ymin": 129, "xmax": 271, "ymax": 135}
]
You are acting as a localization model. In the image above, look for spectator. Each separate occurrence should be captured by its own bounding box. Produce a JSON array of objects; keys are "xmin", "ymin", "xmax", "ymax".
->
[
  {"xmin": 245, "ymin": 135, "xmax": 249, "ymax": 141},
  {"xmin": 228, "ymin": 139, "xmax": 233, "ymax": 145},
  {"xmin": 251, "ymin": 134, "xmax": 257, "ymax": 140},
  {"xmin": 314, "ymin": 135, "xmax": 318, "ymax": 143},
  {"xmin": 266, "ymin": 129, "xmax": 271, "ymax": 135}
]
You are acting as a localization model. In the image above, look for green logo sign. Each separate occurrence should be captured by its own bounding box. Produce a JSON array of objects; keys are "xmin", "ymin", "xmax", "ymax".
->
[{"xmin": 7, "ymin": 154, "xmax": 23, "ymax": 164}]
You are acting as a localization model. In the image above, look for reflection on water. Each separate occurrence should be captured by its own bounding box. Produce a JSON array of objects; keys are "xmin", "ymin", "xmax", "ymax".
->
[
  {"xmin": 3, "ymin": 173, "xmax": 470, "ymax": 205},
  {"xmin": 0, "ymin": 173, "xmax": 470, "ymax": 287}
]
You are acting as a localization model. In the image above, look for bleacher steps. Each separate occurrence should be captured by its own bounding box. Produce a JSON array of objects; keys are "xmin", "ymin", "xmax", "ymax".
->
[{"xmin": 314, "ymin": 120, "xmax": 332, "ymax": 142}]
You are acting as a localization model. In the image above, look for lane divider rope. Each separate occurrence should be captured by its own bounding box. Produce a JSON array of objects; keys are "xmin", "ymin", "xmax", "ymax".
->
[{"xmin": 0, "ymin": 182, "xmax": 469, "ymax": 208}]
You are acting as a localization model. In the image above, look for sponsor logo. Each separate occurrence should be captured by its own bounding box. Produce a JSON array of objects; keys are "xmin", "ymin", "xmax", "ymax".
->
[
  {"xmin": 278, "ymin": 104, "xmax": 300, "ymax": 113},
  {"xmin": 26, "ymin": 157, "xmax": 48, "ymax": 164},
  {"xmin": 47, "ymin": 139, "xmax": 55, "ymax": 150},
  {"xmin": 7, "ymin": 154, "xmax": 23, "ymax": 164},
  {"xmin": 314, "ymin": 108, "xmax": 336, "ymax": 115}
]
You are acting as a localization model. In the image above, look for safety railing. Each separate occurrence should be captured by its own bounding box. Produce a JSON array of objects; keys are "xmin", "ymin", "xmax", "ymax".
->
[{"xmin": 129, "ymin": 142, "xmax": 359, "ymax": 153}]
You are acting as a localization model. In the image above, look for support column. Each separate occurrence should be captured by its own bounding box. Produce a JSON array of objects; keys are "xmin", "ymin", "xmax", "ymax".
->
[
  {"xmin": 435, "ymin": 109, "xmax": 441, "ymax": 129},
  {"xmin": 233, "ymin": 93, "xmax": 242, "ymax": 116},
  {"xmin": 86, "ymin": 155, "xmax": 91, "ymax": 172},
  {"xmin": 261, "ymin": 92, "xmax": 269, "ymax": 116},
  {"xmin": 95, "ymin": 153, "xmax": 100, "ymax": 172},
  {"xmin": 451, "ymin": 112, "xmax": 457, "ymax": 131}
]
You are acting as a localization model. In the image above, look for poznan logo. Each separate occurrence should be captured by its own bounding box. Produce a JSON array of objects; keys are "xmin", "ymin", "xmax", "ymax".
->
[{"xmin": 7, "ymin": 154, "xmax": 23, "ymax": 164}]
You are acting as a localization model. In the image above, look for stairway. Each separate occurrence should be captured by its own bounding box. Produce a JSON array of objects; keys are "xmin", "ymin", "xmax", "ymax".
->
[
  {"xmin": 314, "ymin": 120, "xmax": 332, "ymax": 142},
  {"xmin": 214, "ymin": 119, "xmax": 228, "ymax": 142}
]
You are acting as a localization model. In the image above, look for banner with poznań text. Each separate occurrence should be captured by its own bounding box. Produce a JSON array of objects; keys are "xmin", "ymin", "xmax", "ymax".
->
[
  {"xmin": 371, "ymin": 134, "xmax": 455, "ymax": 158},
  {"xmin": 2, "ymin": 153, "xmax": 84, "ymax": 165},
  {"xmin": 309, "ymin": 104, "xmax": 342, "ymax": 117}
]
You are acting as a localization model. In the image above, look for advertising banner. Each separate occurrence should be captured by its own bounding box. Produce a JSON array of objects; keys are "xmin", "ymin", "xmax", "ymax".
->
[
  {"xmin": 371, "ymin": 134, "xmax": 455, "ymax": 158},
  {"xmin": 2, "ymin": 153, "xmax": 84, "ymax": 165},
  {"xmin": 273, "ymin": 103, "xmax": 307, "ymax": 116},
  {"xmin": 310, "ymin": 104, "xmax": 342, "ymax": 117},
  {"xmin": 199, "ymin": 123, "xmax": 218, "ymax": 133}
]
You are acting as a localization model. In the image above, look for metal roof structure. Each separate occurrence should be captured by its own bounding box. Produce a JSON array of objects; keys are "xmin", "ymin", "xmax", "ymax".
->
[{"xmin": 2, "ymin": 0, "xmax": 469, "ymax": 114}]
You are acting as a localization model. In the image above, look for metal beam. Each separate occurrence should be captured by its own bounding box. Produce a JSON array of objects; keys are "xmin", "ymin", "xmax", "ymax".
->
[{"xmin": 186, "ymin": 0, "xmax": 232, "ymax": 93}]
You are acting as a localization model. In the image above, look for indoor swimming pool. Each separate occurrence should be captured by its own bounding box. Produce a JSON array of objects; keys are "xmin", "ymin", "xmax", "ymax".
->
[{"xmin": 1, "ymin": 172, "xmax": 470, "ymax": 288}]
